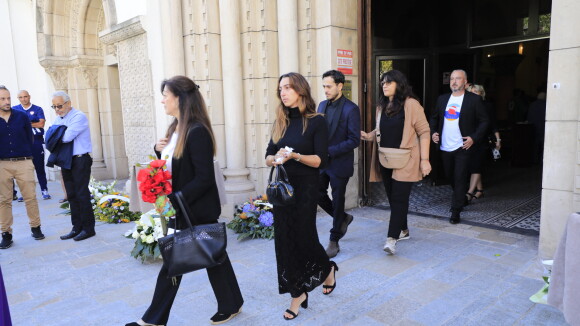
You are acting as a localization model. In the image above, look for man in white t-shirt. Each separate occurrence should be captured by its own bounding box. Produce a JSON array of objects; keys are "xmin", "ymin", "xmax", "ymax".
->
[{"xmin": 430, "ymin": 70, "xmax": 489, "ymax": 224}]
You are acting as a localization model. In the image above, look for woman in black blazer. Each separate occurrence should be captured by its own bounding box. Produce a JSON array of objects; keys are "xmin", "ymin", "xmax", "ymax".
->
[{"xmin": 127, "ymin": 76, "xmax": 243, "ymax": 326}]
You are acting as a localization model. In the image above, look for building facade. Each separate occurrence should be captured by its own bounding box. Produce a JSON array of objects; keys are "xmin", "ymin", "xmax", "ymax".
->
[{"xmin": 1, "ymin": 0, "xmax": 578, "ymax": 258}]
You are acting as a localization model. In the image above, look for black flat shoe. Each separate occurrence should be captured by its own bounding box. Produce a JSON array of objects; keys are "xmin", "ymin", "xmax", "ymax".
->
[
  {"xmin": 73, "ymin": 230, "xmax": 96, "ymax": 241},
  {"xmin": 323, "ymin": 261, "xmax": 339, "ymax": 295},
  {"xmin": 283, "ymin": 293, "xmax": 308, "ymax": 320},
  {"xmin": 60, "ymin": 229, "xmax": 80, "ymax": 240},
  {"xmin": 210, "ymin": 307, "xmax": 242, "ymax": 325}
]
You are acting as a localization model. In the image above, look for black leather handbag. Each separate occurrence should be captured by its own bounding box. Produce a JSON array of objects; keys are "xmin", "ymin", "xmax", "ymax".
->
[
  {"xmin": 158, "ymin": 191, "xmax": 227, "ymax": 278},
  {"xmin": 266, "ymin": 165, "xmax": 296, "ymax": 206}
]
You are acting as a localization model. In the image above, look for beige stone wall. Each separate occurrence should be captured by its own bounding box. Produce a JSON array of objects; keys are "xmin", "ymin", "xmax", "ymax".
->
[
  {"xmin": 298, "ymin": 0, "xmax": 360, "ymax": 208},
  {"xmin": 180, "ymin": 0, "xmax": 360, "ymax": 209},
  {"xmin": 539, "ymin": 0, "xmax": 580, "ymax": 258},
  {"xmin": 239, "ymin": 0, "xmax": 280, "ymax": 196},
  {"xmin": 117, "ymin": 37, "xmax": 156, "ymax": 166},
  {"xmin": 182, "ymin": 0, "xmax": 226, "ymax": 166}
]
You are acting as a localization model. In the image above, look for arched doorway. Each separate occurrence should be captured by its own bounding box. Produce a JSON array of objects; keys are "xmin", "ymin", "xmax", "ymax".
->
[{"xmin": 36, "ymin": 0, "xmax": 128, "ymax": 179}]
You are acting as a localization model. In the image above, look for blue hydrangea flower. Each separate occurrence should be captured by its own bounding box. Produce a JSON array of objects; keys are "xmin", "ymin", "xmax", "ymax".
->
[
  {"xmin": 258, "ymin": 211, "xmax": 274, "ymax": 227},
  {"xmin": 242, "ymin": 203, "xmax": 256, "ymax": 213}
]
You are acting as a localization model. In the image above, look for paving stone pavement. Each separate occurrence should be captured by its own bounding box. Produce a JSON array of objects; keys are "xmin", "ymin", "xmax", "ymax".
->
[{"xmin": 0, "ymin": 181, "xmax": 569, "ymax": 326}]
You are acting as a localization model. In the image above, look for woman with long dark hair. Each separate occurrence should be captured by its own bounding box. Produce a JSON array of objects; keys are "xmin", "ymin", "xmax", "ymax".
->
[
  {"xmin": 265, "ymin": 72, "xmax": 338, "ymax": 320},
  {"xmin": 127, "ymin": 76, "xmax": 243, "ymax": 326},
  {"xmin": 361, "ymin": 70, "xmax": 431, "ymax": 255}
]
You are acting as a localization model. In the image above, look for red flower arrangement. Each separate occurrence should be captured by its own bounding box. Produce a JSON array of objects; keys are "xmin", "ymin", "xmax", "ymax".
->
[
  {"xmin": 137, "ymin": 159, "xmax": 173, "ymax": 203},
  {"xmin": 136, "ymin": 159, "xmax": 176, "ymax": 234}
]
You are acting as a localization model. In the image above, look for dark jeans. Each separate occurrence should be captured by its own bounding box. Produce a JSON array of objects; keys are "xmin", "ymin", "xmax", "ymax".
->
[
  {"xmin": 318, "ymin": 171, "xmax": 349, "ymax": 242},
  {"xmin": 142, "ymin": 254, "xmax": 244, "ymax": 325},
  {"xmin": 380, "ymin": 167, "xmax": 413, "ymax": 239},
  {"xmin": 62, "ymin": 154, "xmax": 94, "ymax": 233},
  {"xmin": 32, "ymin": 140, "xmax": 48, "ymax": 191},
  {"xmin": 440, "ymin": 148, "xmax": 471, "ymax": 213}
]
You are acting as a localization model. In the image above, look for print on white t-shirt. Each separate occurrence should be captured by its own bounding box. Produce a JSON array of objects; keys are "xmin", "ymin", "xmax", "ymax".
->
[{"xmin": 441, "ymin": 94, "xmax": 465, "ymax": 152}]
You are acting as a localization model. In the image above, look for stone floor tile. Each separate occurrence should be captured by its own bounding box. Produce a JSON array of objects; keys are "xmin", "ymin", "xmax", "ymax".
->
[{"xmin": 367, "ymin": 295, "xmax": 422, "ymax": 324}]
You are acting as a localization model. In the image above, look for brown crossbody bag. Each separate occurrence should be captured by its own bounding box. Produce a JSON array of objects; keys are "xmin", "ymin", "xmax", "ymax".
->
[{"xmin": 375, "ymin": 110, "xmax": 411, "ymax": 169}]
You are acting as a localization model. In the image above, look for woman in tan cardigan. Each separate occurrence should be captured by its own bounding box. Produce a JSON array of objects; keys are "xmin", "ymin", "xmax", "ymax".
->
[{"xmin": 361, "ymin": 70, "xmax": 431, "ymax": 254}]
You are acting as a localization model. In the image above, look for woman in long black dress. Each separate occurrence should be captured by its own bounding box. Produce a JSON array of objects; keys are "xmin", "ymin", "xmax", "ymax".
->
[
  {"xmin": 265, "ymin": 72, "xmax": 338, "ymax": 320},
  {"xmin": 466, "ymin": 84, "xmax": 500, "ymax": 201},
  {"xmin": 127, "ymin": 76, "xmax": 244, "ymax": 326}
]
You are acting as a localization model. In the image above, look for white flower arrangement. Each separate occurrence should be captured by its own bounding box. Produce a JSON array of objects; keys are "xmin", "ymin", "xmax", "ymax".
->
[{"xmin": 124, "ymin": 209, "xmax": 168, "ymax": 261}]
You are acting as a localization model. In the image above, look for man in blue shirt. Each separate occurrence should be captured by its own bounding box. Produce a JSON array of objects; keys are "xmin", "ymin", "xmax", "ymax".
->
[
  {"xmin": 0, "ymin": 85, "xmax": 45, "ymax": 249},
  {"xmin": 13, "ymin": 90, "xmax": 51, "ymax": 201},
  {"xmin": 50, "ymin": 91, "xmax": 96, "ymax": 241}
]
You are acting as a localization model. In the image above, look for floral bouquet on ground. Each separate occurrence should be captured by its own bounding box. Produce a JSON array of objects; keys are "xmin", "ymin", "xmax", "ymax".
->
[
  {"xmin": 227, "ymin": 194, "xmax": 274, "ymax": 240},
  {"xmin": 124, "ymin": 209, "xmax": 165, "ymax": 261},
  {"xmin": 59, "ymin": 178, "xmax": 140, "ymax": 223}
]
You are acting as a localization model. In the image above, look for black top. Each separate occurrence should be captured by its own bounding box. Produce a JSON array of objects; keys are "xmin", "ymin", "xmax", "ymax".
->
[
  {"xmin": 379, "ymin": 108, "xmax": 404, "ymax": 149},
  {"xmin": 266, "ymin": 107, "xmax": 329, "ymax": 176},
  {"xmin": 156, "ymin": 123, "xmax": 221, "ymax": 228},
  {"xmin": 0, "ymin": 109, "xmax": 33, "ymax": 159},
  {"xmin": 323, "ymin": 95, "xmax": 345, "ymax": 131}
]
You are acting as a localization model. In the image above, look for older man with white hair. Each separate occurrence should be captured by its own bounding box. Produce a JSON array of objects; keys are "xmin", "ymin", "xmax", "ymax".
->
[{"xmin": 49, "ymin": 91, "xmax": 96, "ymax": 241}]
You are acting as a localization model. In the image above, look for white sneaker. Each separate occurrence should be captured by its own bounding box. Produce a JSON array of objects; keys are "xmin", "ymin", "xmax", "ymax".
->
[
  {"xmin": 383, "ymin": 237, "xmax": 397, "ymax": 255},
  {"xmin": 398, "ymin": 229, "xmax": 410, "ymax": 241}
]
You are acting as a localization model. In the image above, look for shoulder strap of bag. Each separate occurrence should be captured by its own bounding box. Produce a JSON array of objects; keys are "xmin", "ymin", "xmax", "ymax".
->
[
  {"xmin": 174, "ymin": 191, "xmax": 196, "ymax": 228},
  {"xmin": 375, "ymin": 109, "xmax": 382, "ymax": 146},
  {"xmin": 277, "ymin": 165, "xmax": 290, "ymax": 183},
  {"xmin": 268, "ymin": 165, "xmax": 290, "ymax": 184}
]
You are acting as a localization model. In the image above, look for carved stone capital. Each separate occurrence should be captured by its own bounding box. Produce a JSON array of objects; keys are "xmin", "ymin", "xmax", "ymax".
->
[
  {"xmin": 80, "ymin": 67, "xmax": 99, "ymax": 88},
  {"xmin": 45, "ymin": 67, "xmax": 69, "ymax": 91}
]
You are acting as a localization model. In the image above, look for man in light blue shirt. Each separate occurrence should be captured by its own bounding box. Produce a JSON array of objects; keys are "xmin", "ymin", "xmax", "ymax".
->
[{"xmin": 50, "ymin": 91, "xmax": 96, "ymax": 241}]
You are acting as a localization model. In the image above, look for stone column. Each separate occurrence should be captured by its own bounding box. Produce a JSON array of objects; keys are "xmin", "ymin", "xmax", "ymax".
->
[
  {"xmin": 81, "ymin": 67, "xmax": 105, "ymax": 168},
  {"xmin": 219, "ymin": 0, "xmax": 255, "ymax": 203},
  {"xmin": 159, "ymin": 0, "xmax": 185, "ymax": 77},
  {"xmin": 277, "ymin": 0, "xmax": 299, "ymax": 74}
]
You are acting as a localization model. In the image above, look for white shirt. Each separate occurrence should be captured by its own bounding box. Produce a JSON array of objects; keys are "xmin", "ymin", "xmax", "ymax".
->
[
  {"xmin": 441, "ymin": 94, "xmax": 465, "ymax": 152},
  {"xmin": 160, "ymin": 132, "xmax": 178, "ymax": 173}
]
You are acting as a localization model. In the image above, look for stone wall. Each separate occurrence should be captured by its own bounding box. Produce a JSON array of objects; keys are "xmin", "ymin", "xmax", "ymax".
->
[{"xmin": 539, "ymin": 0, "xmax": 580, "ymax": 257}]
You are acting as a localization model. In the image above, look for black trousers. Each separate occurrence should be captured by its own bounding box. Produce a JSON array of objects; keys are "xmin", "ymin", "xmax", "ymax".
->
[
  {"xmin": 142, "ymin": 254, "xmax": 244, "ymax": 325},
  {"xmin": 380, "ymin": 167, "xmax": 413, "ymax": 239},
  {"xmin": 440, "ymin": 148, "xmax": 471, "ymax": 213},
  {"xmin": 318, "ymin": 171, "xmax": 350, "ymax": 242},
  {"xmin": 61, "ymin": 154, "xmax": 95, "ymax": 233},
  {"xmin": 31, "ymin": 140, "xmax": 48, "ymax": 191}
]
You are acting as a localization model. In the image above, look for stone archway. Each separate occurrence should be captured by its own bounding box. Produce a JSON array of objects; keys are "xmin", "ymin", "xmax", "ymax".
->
[{"xmin": 36, "ymin": 0, "xmax": 128, "ymax": 179}]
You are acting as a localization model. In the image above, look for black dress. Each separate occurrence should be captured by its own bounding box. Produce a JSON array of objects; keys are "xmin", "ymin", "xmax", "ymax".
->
[{"xmin": 265, "ymin": 107, "xmax": 331, "ymax": 298}]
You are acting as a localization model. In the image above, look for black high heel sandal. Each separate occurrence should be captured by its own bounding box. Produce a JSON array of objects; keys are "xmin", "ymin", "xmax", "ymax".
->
[
  {"xmin": 284, "ymin": 293, "xmax": 308, "ymax": 320},
  {"xmin": 466, "ymin": 192, "xmax": 476, "ymax": 204},
  {"xmin": 323, "ymin": 261, "xmax": 339, "ymax": 295},
  {"xmin": 475, "ymin": 189, "xmax": 484, "ymax": 199}
]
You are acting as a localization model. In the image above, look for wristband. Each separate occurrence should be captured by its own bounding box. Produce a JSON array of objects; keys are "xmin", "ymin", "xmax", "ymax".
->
[{"xmin": 294, "ymin": 153, "xmax": 301, "ymax": 162}]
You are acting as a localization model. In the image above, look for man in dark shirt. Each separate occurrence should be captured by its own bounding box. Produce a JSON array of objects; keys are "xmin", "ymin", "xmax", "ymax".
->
[
  {"xmin": 317, "ymin": 70, "xmax": 361, "ymax": 258},
  {"xmin": 0, "ymin": 85, "xmax": 45, "ymax": 249},
  {"xmin": 13, "ymin": 90, "xmax": 51, "ymax": 201}
]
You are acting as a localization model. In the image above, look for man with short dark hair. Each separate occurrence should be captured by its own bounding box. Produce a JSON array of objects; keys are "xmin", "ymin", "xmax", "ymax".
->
[
  {"xmin": 317, "ymin": 70, "xmax": 360, "ymax": 258},
  {"xmin": 48, "ymin": 91, "xmax": 96, "ymax": 241},
  {"xmin": 430, "ymin": 70, "xmax": 489, "ymax": 224},
  {"xmin": 13, "ymin": 90, "xmax": 51, "ymax": 200},
  {"xmin": 0, "ymin": 85, "xmax": 45, "ymax": 249}
]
